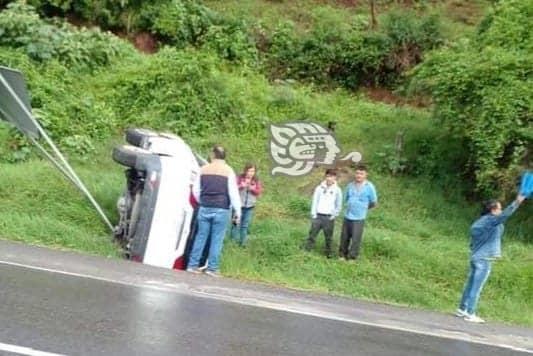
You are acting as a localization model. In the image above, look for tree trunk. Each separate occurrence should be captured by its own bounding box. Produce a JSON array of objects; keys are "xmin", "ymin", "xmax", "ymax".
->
[{"xmin": 369, "ymin": 0, "xmax": 378, "ymax": 29}]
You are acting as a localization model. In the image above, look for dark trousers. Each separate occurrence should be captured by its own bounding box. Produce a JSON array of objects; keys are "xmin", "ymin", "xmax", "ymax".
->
[
  {"xmin": 305, "ymin": 214, "xmax": 335, "ymax": 257},
  {"xmin": 339, "ymin": 218, "xmax": 365, "ymax": 259}
]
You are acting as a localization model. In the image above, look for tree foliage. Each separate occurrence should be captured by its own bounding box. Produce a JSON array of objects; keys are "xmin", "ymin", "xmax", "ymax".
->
[
  {"xmin": 0, "ymin": 2, "xmax": 133, "ymax": 68},
  {"xmin": 147, "ymin": 0, "xmax": 257, "ymax": 63},
  {"xmin": 409, "ymin": 0, "xmax": 532, "ymax": 197},
  {"xmin": 266, "ymin": 9, "xmax": 442, "ymax": 88}
]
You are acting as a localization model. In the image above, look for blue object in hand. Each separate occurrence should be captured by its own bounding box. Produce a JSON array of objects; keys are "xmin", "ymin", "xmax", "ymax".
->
[{"xmin": 519, "ymin": 171, "xmax": 533, "ymax": 198}]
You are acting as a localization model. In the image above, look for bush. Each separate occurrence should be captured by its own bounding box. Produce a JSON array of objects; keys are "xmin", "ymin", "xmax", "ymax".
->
[
  {"xmin": 264, "ymin": 9, "xmax": 443, "ymax": 88},
  {"xmin": 100, "ymin": 48, "xmax": 241, "ymax": 136},
  {"xmin": 203, "ymin": 20, "xmax": 258, "ymax": 64},
  {"xmin": 477, "ymin": 0, "xmax": 533, "ymax": 52},
  {"xmin": 409, "ymin": 0, "xmax": 532, "ymax": 197},
  {"xmin": 150, "ymin": 0, "xmax": 217, "ymax": 48},
  {"xmin": 0, "ymin": 45, "xmax": 118, "ymax": 159},
  {"xmin": 331, "ymin": 31, "xmax": 392, "ymax": 88},
  {"xmin": 0, "ymin": 2, "xmax": 133, "ymax": 68},
  {"xmin": 381, "ymin": 10, "xmax": 442, "ymax": 77},
  {"xmin": 26, "ymin": 0, "xmax": 147, "ymax": 31},
  {"xmin": 0, "ymin": 42, "xmax": 264, "ymax": 160},
  {"xmin": 147, "ymin": 1, "xmax": 257, "ymax": 64}
]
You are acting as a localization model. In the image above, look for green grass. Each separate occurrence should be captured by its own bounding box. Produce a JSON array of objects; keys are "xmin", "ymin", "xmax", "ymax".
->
[
  {"xmin": 221, "ymin": 184, "xmax": 533, "ymax": 326},
  {"xmin": 1, "ymin": 89, "xmax": 530, "ymax": 326},
  {"xmin": 0, "ymin": 142, "xmax": 122, "ymax": 257},
  {"xmin": 204, "ymin": 0, "xmax": 356, "ymax": 31},
  {"xmin": 204, "ymin": 0, "xmax": 489, "ymax": 39}
]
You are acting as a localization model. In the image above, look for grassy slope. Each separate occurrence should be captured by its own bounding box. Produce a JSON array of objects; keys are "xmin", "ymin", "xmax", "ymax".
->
[
  {"xmin": 0, "ymin": 73, "xmax": 531, "ymax": 325},
  {"xmin": 203, "ymin": 0, "xmax": 488, "ymax": 39}
]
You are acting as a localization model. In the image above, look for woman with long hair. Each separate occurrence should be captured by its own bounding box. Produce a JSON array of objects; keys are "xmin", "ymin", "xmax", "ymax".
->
[{"xmin": 231, "ymin": 163, "xmax": 263, "ymax": 246}]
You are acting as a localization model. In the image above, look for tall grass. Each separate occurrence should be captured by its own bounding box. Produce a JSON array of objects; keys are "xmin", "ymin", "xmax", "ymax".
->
[{"xmin": 0, "ymin": 142, "xmax": 122, "ymax": 257}]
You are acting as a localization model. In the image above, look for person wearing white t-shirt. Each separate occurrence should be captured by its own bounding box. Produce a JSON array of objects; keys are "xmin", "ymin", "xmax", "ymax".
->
[{"xmin": 304, "ymin": 169, "xmax": 343, "ymax": 258}]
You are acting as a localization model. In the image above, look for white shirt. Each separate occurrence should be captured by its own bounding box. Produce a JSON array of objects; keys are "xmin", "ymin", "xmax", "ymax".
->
[{"xmin": 311, "ymin": 181, "xmax": 342, "ymax": 217}]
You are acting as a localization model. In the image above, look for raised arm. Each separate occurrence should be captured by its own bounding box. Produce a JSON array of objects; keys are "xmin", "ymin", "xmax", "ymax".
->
[
  {"xmin": 237, "ymin": 175, "xmax": 247, "ymax": 190},
  {"xmin": 491, "ymin": 194, "xmax": 526, "ymax": 226},
  {"xmin": 250, "ymin": 180, "xmax": 263, "ymax": 196}
]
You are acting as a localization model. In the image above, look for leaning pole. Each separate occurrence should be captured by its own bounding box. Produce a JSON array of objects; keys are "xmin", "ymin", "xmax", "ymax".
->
[{"xmin": 0, "ymin": 66, "xmax": 114, "ymax": 232}]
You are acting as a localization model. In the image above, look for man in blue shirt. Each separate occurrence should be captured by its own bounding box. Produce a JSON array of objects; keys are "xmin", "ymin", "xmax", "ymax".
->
[
  {"xmin": 339, "ymin": 164, "xmax": 378, "ymax": 261},
  {"xmin": 456, "ymin": 193, "xmax": 526, "ymax": 323}
]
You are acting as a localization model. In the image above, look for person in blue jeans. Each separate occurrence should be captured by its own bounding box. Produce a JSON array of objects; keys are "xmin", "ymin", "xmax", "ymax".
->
[
  {"xmin": 187, "ymin": 145, "xmax": 241, "ymax": 277},
  {"xmin": 231, "ymin": 163, "xmax": 263, "ymax": 246},
  {"xmin": 456, "ymin": 193, "xmax": 526, "ymax": 323}
]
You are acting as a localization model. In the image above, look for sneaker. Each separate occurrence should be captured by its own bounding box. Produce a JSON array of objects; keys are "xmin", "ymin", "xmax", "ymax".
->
[
  {"xmin": 464, "ymin": 314, "xmax": 485, "ymax": 323},
  {"xmin": 338, "ymin": 257, "xmax": 346, "ymax": 261},
  {"xmin": 186, "ymin": 267, "xmax": 203, "ymax": 274},
  {"xmin": 455, "ymin": 308, "xmax": 468, "ymax": 317},
  {"xmin": 204, "ymin": 270, "xmax": 221, "ymax": 278},
  {"xmin": 198, "ymin": 264, "xmax": 208, "ymax": 272}
]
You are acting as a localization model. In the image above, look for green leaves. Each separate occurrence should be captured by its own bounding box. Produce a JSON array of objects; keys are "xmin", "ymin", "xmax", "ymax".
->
[
  {"xmin": 409, "ymin": 1, "xmax": 532, "ymax": 197},
  {"xmin": 0, "ymin": 2, "xmax": 133, "ymax": 68},
  {"xmin": 144, "ymin": 0, "xmax": 257, "ymax": 64},
  {"xmin": 265, "ymin": 9, "xmax": 443, "ymax": 89}
]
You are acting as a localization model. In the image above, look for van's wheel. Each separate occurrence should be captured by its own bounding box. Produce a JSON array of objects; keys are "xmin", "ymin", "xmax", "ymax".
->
[
  {"xmin": 112, "ymin": 145, "xmax": 153, "ymax": 168},
  {"xmin": 125, "ymin": 128, "xmax": 158, "ymax": 148}
]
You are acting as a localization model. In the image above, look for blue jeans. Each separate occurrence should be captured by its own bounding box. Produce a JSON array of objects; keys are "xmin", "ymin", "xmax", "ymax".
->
[
  {"xmin": 459, "ymin": 258, "xmax": 492, "ymax": 314},
  {"xmin": 231, "ymin": 207, "xmax": 254, "ymax": 246},
  {"xmin": 187, "ymin": 207, "xmax": 230, "ymax": 272}
]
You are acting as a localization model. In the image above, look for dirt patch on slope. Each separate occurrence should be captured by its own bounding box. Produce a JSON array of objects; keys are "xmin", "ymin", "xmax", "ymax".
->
[
  {"xmin": 360, "ymin": 86, "xmax": 430, "ymax": 108},
  {"xmin": 132, "ymin": 32, "xmax": 159, "ymax": 54}
]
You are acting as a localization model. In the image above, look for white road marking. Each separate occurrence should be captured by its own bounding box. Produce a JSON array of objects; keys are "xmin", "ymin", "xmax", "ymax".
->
[
  {"xmin": 0, "ymin": 342, "xmax": 66, "ymax": 356},
  {"xmin": 0, "ymin": 259, "xmax": 531, "ymax": 354}
]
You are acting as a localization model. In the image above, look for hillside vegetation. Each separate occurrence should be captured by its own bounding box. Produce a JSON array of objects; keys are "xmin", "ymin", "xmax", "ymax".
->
[{"xmin": 0, "ymin": 0, "xmax": 531, "ymax": 325}]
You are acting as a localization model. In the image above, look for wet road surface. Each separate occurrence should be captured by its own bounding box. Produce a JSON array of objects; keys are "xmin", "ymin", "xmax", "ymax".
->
[{"xmin": 0, "ymin": 262, "xmax": 530, "ymax": 356}]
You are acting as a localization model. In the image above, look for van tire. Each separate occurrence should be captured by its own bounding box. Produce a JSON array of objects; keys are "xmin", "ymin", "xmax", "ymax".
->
[
  {"xmin": 125, "ymin": 128, "xmax": 158, "ymax": 148},
  {"xmin": 112, "ymin": 145, "xmax": 153, "ymax": 168}
]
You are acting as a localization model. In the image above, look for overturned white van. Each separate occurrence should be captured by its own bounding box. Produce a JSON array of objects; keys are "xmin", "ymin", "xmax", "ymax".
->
[{"xmin": 112, "ymin": 129, "xmax": 204, "ymax": 269}]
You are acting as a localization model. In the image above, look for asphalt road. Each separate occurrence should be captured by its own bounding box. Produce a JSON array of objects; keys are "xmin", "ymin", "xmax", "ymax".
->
[{"xmin": 0, "ymin": 240, "xmax": 531, "ymax": 356}]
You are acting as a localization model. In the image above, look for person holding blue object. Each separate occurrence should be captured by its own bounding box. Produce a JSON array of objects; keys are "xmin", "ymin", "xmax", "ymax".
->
[
  {"xmin": 339, "ymin": 164, "xmax": 378, "ymax": 261},
  {"xmin": 456, "ymin": 193, "xmax": 527, "ymax": 323}
]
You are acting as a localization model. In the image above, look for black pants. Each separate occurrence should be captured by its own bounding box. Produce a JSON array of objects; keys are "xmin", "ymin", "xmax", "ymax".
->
[
  {"xmin": 305, "ymin": 214, "xmax": 335, "ymax": 257},
  {"xmin": 339, "ymin": 218, "xmax": 365, "ymax": 259}
]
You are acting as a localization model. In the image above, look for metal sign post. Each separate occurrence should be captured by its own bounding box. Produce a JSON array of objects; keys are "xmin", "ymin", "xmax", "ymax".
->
[{"xmin": 0, "ymin": 66, "xmax": 114, "ymax": 232}]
